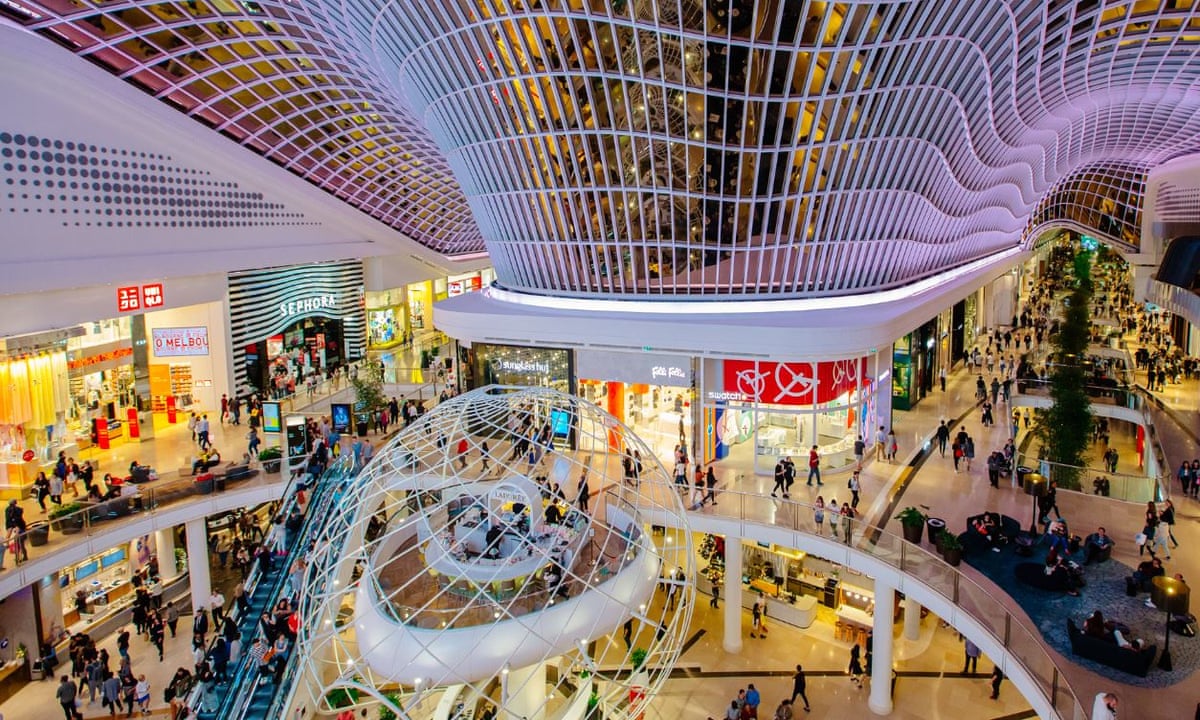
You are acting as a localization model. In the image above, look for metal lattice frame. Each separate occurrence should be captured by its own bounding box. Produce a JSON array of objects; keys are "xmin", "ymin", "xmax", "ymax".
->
[
  {"xmin": 9, "ymin": 0, "xmax": 481, "ymax": 255},
  {"xmin": 294, "ymin": 385, "xmax": 693, "ymax": 719},
  {"xmin": 5, "ymin": 1, "xmax": 1200, "ymax": 287}
]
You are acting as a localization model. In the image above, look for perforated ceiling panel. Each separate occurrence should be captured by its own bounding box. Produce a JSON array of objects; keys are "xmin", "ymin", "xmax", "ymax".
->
[{"xmin": 6, "ymin": 1, "xmax": 1200, "ymax": 296}]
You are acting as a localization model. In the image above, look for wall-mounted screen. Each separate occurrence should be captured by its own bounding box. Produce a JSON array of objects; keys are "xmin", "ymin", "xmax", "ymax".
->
[
  {"xmin": 74, "ymin": 560, "xmax": 99, "ymax": 582},
  {"xmin": 100, "ymin": 547, "xmax": 127, "ymax": 569}
]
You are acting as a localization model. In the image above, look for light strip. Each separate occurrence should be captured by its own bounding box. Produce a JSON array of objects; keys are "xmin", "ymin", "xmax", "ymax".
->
[{"xmin": 483, "ymin": 247, "xmax": 1025, "ymax": 315}]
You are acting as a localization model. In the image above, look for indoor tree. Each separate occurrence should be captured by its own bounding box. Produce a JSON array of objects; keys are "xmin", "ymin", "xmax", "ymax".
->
[
  {"xmin": 351, "ymin": 361, "xmax": 387, "ymax": 436},
  {"xmin": 1034, "ymin": 247, "xmax": 1094, "ymax": 490}
]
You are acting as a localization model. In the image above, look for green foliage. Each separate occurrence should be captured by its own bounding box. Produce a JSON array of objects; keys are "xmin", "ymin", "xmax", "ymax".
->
[
  {"xmin": 1035, "ymin": 248, "xmax": 1094, "ymax": 490},
  {"xmin": 257, "ymin": 446, "xmax": 282, "ymax": 461},
  {"xmin": 630, "ymin": 647, "xmax": 648, "ymax": 670},
  {"xmin": 378, "ymin": 691, "xmax": 404, "ymax": 720},
  {"xmin": 894, "ymin": 506, "xmax": 927, "ymax": 527},
  {"xmin": 49, "ymin": 502, "xmax": 83, "ymax": 520},
  {"xmin": 325, "ymin": 687, "xmax": 359, "ymax": 709},
  {"xmin": 939, "ymin": 530, "xmax": 963, "ymax": 551},
  {"xmin": 352, "ymin": 361, "xmax": 387, "ymax": 415}
]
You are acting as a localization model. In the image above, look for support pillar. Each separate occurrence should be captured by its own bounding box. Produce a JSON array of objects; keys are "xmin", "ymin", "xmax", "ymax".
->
[
  {"xmin": 156, "ymin": 527, "xmax": 178, "ymax": 582},
  {"xmin": 903, "ymin": 596, "xmax": 921, "ymax": 642},
  {"xmin": 185, "ymin": 517, "xmax": 211, "ymax": 613},
  {"xmin": 723, "ymin": 537, "xmax": 743, "ymax": 653},
  {"xmin": 502, "ymin": 661, "xmax": 547, "ymax": 720},
  {"xmin": 869, "ymin": 581, "xmax": 895, "ymax": 715}
]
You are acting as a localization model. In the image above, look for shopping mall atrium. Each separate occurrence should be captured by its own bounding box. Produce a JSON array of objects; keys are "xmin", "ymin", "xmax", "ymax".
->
[{"xmin": 1, "ymin": 1, "xmax": 1200, "ymax": 719}]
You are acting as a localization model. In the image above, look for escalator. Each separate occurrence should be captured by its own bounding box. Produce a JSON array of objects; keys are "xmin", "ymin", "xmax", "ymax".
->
[{"xmin": 193, "ymin": 454, "xmax": 358, "ymax": 720}]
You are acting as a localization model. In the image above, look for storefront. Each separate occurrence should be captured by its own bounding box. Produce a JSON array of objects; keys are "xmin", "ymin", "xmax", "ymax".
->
[
  {"xmin": 575, "ymin": 350, "xmax": 694, "ymax": 460},
  {"xmin": 366, "ymin": 290, "xmax": 408, "ymax": 350},
  {"xmin": 463, "ymin": 343, "xmax": 572, "ymax": 393},
  {"xmin": 228, "ymin": 261, "xmax": 366, "ymax": 399},
  {"xmin": 693, "ymin": 532, "xmax": 881, "ymax": 631},
  {"xmin": 701, "ymin": 356, "xmax": 880, "ymax": 475},
  {"xmin": 143, "ymin": 302, "xmax": 230, "ymax": 422},
  {"xmin": 407, "ymin": 280, "xmax": 433, "ymax": 331},
  {"xmin": 892, "ymin": 319, "xmax": 938, "ymax": 411}
]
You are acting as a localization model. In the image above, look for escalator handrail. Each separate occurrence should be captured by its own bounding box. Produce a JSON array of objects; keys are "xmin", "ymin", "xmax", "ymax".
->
[{"xmin": 205, "ymin": 455, "xmax": 355, "ymax": 720}]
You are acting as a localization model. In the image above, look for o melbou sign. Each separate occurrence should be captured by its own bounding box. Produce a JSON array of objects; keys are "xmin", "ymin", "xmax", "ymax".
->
[{"xmin": 152, "ymin": 327, "xmax": 209, "ymax": 357}]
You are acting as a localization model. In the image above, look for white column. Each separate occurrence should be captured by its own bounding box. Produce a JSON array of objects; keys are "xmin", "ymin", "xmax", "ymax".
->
[
  {"xmin": 156, "ymin": 527, "xmax": 178, "ymax": 582},
  {"xmin": 903, "ymin": 596, "xmax": 921, "ymax": 642},
  {"xmin": 869, "ymin": 581, "xmax": 895, "ymax": 715},
  {"xmin": 185, "ymin": 517, "xmax": 211, "ymax": 612},
  {"xmin": 502, "ymin": 661, "xmax": 547, "ymax": 720},
  {"xmin": 723, "ymin": 538, "xmax": 743, "ymax": 654}
]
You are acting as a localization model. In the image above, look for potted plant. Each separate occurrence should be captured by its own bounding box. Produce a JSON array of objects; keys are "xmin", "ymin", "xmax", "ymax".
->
[
  {"xmin": 258, "ymin": 446, "xmax": 282, "ymax": 474},
  {"xmin": 49, "ymin": 503, "xmax": 85, "ymax": 534},
  {"xmin": 894, "ymin": 507, "xmax": 927, "ymax": 544},
  {"xmin": 941, "ymin": 532, "xmax": 964, "ymax": 566},
  {"xmin": 27, "ymin": 520, "xmax": 50, "ymax": 546}
]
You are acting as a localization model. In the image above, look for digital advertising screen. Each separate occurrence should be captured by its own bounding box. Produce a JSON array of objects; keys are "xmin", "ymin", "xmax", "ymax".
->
[
  {"xmin": 262, "ymin": 402, "xmax": 281, "ymax": 433},
  {"xmin": 550, "ymin": 408, "xmax": 571, "ymax": 437},
  {"xmin": 285, "ymin": 414, "xmax": 309, "ymax": 460},
  {"xmin": 330, "ymin": 403, "xmax": 352, "ymax": 435}
]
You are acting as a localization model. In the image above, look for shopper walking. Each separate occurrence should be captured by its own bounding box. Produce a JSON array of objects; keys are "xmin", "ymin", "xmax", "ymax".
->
[
  {"xmin": 806, "ymin": 446, "xmax": 822, "ymax": 486},
  {"xmin": 790, "ymin": 664, "xmax": 810, "ymax": 711},
  {"xmin": 963, "ymin": 638, "xmax": 981, "ymax": 673},
  {"xmin": 57, "ymin": 675, "xmax": 83, "ymax": 720},
  {"xmin": 989, "ymin": 666, "xmax": 1004, "ymax": 700},
  {"xmin": 848, "ymin": 644, "xmax": 864, "ymax": 688},
  {"xmin": 935, "ymin": 421, "xmax": 950, "ymax": 457}
]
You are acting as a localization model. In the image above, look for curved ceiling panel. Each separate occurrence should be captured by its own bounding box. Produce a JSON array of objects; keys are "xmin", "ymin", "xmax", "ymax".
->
[{"xmin": 5, "ymin": 1, "xmax": 1200, "ymax": 295}]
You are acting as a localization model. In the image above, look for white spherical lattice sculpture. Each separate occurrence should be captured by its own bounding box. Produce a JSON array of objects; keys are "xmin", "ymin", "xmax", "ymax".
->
[{"xmin": 294, "ymin": 385, "xmax": 693, "ymax": 720}]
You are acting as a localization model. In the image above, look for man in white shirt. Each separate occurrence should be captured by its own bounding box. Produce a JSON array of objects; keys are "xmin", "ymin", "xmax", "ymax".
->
[
  {"xmin": 1091, "ymin": 692, "xmax": 1118, "ymax": 720},
  {"xmin": 209, "ymin": 590, "xmax": 226, "ymax": 625}
]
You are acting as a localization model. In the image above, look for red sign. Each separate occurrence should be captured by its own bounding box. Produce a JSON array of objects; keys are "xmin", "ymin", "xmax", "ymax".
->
[
  {"xmin": 21, "ymin": 449, "xmax": 34, "ymax": 462},
  {"xmin": 166, "ymin": 396, "xmax": 177, "ymax": 424},
  {"xmin": 127, "ymin": 407, "xmax": 140, "ymax": 439},
  {"xmin": 67, "ymin": 346, "xmax": 134, "ymax": 371},
  {"xmin": 96, "ymin": 418, "xmax": 110, "ymax": 450},
  {"xmin": 142, "ymin": 283, "xmax": 164, "ymax": 308},
  {"xmin": 722, "ymin": 358, "xmax": 869, "ymax": 406},
  {"xmin": 117, "ymin": 286, "xmax": 141, "ymax": 312},
  {"xmin": 117, "ymin": 283, "xmax": 165, "ymax": 312}
]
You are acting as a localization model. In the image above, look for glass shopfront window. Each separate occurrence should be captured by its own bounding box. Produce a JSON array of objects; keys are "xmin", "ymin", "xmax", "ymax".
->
[
  {"xmin": 464, "ymin": 343, "xmax": 572, "ymax": 394},
  {"xmin": 575, "ymin": 349, "xmax": 695, "ymax": 462},
  {"xmin": 704, "ymin": 357, "xmax": 876, "ymax": 475}
]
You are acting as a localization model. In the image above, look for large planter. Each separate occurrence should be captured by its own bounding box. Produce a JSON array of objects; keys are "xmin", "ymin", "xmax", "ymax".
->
[
  {"xmin": 27, "ymin": 522, "xmax": 49, "ymax": 546},
  {"xmin": 900, "ymin": 522, "xmax": 924, "ymax": 544},
  {"xmin": 262, "ymin": 459, "xmax": 281, "ymax": 475},
  {"xmin": 943, "ymin": 547, "xmax": 963, "ymax": 566},
  {"xmin": 52, "ymin": 514, "xmax": 86, "ymax": 535},
  {"xmin": 194, "ymin": 476, "xmax": 215, "ymax": 495}
]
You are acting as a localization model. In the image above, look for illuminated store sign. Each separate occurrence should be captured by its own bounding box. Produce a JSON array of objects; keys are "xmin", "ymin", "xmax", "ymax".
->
[
  {"xmin": 720, "ymin": 358, "xmax": 869, "ymax": 406},
  {"xmin": 575, "ymin": 349, "xmax": 691, "ymax": 388},
  {"xmin": 280, "ymin": 294, "xmax": 339, "ymax": 318},
  {"xmin": 152, "ymin": 327, "xmax": 209, "ymax": 357},
  {"xmin": 496, "ymin": 359, "xmax": 550, "ymax": 375}
]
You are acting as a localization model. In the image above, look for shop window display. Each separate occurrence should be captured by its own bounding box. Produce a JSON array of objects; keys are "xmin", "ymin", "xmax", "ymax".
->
[{"xmin": 577, "ymin": 381, "xmax": 694, "ymax": 461}]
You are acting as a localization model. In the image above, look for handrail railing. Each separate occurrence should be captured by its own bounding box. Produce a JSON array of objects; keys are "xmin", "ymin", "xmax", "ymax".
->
[
  {"xmin": 1, "ymin": 468, "xmax": 288, "ymax": 584},
  {"xmin": 624, "ymin": 480, "xmax": 1087, "ymax": 720}
]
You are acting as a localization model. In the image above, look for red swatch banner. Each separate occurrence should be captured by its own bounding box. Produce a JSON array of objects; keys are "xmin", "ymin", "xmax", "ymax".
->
[{"xmin": 722, "ymin": 357, "xmax": 868, "ymax": 405}]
